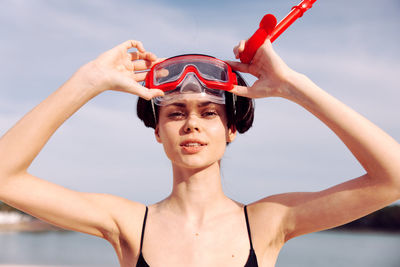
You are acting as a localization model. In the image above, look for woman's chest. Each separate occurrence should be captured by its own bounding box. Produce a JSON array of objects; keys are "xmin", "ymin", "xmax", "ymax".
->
[
  {"xmin": 141, "ymin": 218, "xmax": 251, "ymax": 266},
  {"xmin": 115, "ymin": 205, "xmax": 286, "ymax": 267}
]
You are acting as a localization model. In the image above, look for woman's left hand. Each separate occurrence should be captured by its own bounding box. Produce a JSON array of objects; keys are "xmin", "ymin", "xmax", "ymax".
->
[{"xmin": 227, "ymin": 39, "xmax": 296, "ymax": 99}]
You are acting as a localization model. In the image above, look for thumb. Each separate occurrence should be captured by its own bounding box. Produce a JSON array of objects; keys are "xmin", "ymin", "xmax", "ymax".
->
[
  {"xmin": 230, "ymin": 85, "xmax": 250, "ymax": 97},
  {"xmin": 141, "ymin": 88, "xmax": 165, "ymax": 100},
  {"xmin": 226, "ymin": 60, "xmax": 250, "ymax": 74},
  {"xmin": 147, "ymin": 88, "xmax": 165, "ymax": 99},
  {"xmin": 130, "ymin": 83, "xmax": 165, "ymax": 100}
]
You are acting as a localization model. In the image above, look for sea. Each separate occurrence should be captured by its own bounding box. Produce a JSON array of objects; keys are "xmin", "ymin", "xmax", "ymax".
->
[{"xmin": 0, "ymin": 230, "xmax": 399, "ymax": 266}]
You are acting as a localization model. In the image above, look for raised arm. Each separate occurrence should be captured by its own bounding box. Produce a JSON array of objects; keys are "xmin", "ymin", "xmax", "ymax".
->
[
  {"xmin": 0, "ymin": 40, "xmax": 163, "ymax": 238},
  {"xmin": 229, "ymin": 40, "xmax": 400, "ymax": 241}
]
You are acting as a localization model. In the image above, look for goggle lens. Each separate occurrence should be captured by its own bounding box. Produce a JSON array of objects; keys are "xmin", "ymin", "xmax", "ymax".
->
[
  {"xmin": 153, "ymin": 56, "xmax": 229, "ymax": 86},
  {"xmin": 153, "ymin": 73, "xmax": 226, "ymax": 106}
]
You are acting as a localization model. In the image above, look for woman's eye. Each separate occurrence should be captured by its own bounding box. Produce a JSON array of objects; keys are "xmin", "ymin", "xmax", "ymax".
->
[
  {"xmin": 202, "ymin": 110, "xmax": 218, "ymax": 118},
  {"xmin": 167, "ymin": 111, "xmax": 185, "ymax": 119}
]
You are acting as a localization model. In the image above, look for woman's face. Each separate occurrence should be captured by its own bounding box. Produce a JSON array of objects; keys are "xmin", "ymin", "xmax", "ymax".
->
[{"xmin": 155, "ymin": 97, "xmax": 236, "ymax": 170}]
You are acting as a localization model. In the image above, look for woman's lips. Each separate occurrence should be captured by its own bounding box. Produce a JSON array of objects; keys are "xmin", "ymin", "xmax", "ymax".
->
[{"xmin": 180, "ymin": 140, "xmax": 207, "ymax": 154}]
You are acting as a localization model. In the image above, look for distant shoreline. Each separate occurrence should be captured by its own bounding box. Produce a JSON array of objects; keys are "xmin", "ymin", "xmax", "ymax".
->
[
  {"xmin": 0, "ymin": 211, "xmax": 64, "ymax": 233},
  {"xmin": 0, "ymin": 218, "xmax": 64, "ymax": 233},
  {"xmin": 328, "ymin": 227, "xmax": 400, "ymax": 234},
  {"xmin": 0, "ymin": 265, "xmax": 57, "ymax": 267}
]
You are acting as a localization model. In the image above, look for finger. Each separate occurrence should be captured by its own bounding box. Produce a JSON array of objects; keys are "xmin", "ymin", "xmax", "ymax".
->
[
  {"xmin": 225, "ymin": 60, "xmax": 250, "ymax": 73},
  {"xmin": 129, "ymin": 51, "xmax": 155, "ymax": 61},
  {"xmin": 133, "ymin": 60, "xmax": 157, "ymax": 71},
  {"xmin": 133, "ymin": 57, "xmax": 166, "ymax": 71},
  {"xmin": 239, "ymin": 40, "xmax": 246, "ymax": 53},
  {"xmin": 129, "ymin": 51, "xmax": 141, "ymax": 61},
  {"xmin": 233, "ymin": 40, "xmax": 246, "ymax": 59},
  {"xmin": 133, "ymin": 71, "xmax": 149, "ymax": 82},
  {"xmin": 131, "ymin": 68, "xmax": 168, "ymax": 82},
  {"xmin": 155, "ymin": 68, "xmax": 169, "ymax": 79},
  {"xmin": 230, "ymin": 85, "xmax": 250, "ymax": 97},
  {"xmin": 233, "ymin": 45, "xmax": 239, "ymax": 59},
  {"xmin": 264, "ymin": 39, "xmax": 273, "ymax": 48},
  {"xmin": 142, "ymin": 51, "xmax": 157, "ymax": 62},
  {"xmin": 120, "ymin": 40, "xmax": 145, "ymax": 53},
  {"xmin": 135, "ymin": 85, "xmax": 165, "ymax": 100},
  {"xmin": 146, "ymin": 88, "xmax": 165, "ymax": 99}
]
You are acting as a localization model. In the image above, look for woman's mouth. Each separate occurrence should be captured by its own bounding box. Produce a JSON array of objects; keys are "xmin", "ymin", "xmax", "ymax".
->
[
  {"xmin": 182, "ymin": 142, "xmax": 204, "ymax": 147},
  {"xmin": 180, "ymin": 140, "xmax": 207, "ymax": 153}
]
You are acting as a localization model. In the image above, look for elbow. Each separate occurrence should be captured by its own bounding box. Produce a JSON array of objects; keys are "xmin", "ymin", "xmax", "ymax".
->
[
  {"xmin": 0, "ymin": 162, "xmax": 27, "ymax": 182},
  {"xmin": 382, "ymin": 177, "xmax": 400, "ymax": 204},
  {"xmin": 394, "ymin": 180, "xmax": 400, "ymax": 200},
  {"xmin": 363, "ymin": 172, "xmax": 400, "ymax": 205},
  {"xmin": 0, "ymin": 171, "xmax": 27, "ymax": 198},
  {"xmin": 0, "ymin": 170, "xmax": 10, "ymax": 188},
  {"xmin": 387, "ymin": 171, "xmax": 400, "ymax": 201}
]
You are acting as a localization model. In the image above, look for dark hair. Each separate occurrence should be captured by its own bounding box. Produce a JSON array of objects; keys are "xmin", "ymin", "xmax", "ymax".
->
[{"xmin": 136, "ymin": 71, "xmax": 254, "ymax": 134}]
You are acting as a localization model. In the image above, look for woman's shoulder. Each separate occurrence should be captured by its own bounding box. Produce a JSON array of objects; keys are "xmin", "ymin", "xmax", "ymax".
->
[
  {"xmin": 245, "ymin": 196, "xmax": 291, "ymax": 247},
  {"xmin": 246, "ymin": 194, "xmax": 290, "ymax": 218},
  {"xmin": 85, "ymin": 192, "xmax": 146, "ymax": 217}
]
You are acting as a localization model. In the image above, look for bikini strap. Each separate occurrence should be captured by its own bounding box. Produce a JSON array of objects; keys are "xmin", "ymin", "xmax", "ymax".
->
[
  {"xmin": 244, "ymin": 205, "xmax": 254, "ymax": 250},
  {"xmin": 139, "ymin": 206, "xmax": 148, "ymax": 253}
]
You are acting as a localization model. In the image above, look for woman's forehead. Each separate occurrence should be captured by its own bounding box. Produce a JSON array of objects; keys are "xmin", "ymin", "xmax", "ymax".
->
[{"xmin": 161, "ymin": 98, "xmax": 224, "ymax": 109}]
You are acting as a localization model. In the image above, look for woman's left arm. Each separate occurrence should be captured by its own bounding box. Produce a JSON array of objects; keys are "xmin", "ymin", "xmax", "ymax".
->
[
  {"xmin": 277, "ymin": 69, "xmax": 400, "ymax": 240},
  {"xmin": 229, "ymin": 40, "xmax": 400, "ymax": 241}
]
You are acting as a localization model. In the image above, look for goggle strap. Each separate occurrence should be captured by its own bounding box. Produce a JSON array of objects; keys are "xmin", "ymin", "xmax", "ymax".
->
[
  {"xmin": 232, "ymin": 93, "xmax": 237, "ymax": 119},
  {"xmin": 151, "ymin": 98, "xmax": 157, "ymax": 125}
]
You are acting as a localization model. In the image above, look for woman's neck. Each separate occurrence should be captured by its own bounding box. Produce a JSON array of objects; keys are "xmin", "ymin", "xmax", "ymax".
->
[{"xmin": 163, "ymin": 161, "xmax": 234, "ymax": 224}]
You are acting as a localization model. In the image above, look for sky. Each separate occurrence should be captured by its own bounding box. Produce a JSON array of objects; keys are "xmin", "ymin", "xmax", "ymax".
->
[{"xmin": 0, "ymin": 0, "xmax": 399, "ymax": 206}]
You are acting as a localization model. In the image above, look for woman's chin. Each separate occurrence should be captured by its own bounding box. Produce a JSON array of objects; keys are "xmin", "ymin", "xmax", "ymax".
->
[{"xmin": 173, "ymin": 159, "xmax": 220, "ymax": 172}]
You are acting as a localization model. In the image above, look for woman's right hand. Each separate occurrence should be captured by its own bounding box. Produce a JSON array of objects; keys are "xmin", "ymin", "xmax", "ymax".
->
[{"xmin": 76, "ymin": 40, "xmax": 164, "ymax": 100}]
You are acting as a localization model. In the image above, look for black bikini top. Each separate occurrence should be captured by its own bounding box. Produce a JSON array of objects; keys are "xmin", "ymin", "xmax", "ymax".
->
[{"xmin": 136, "ymin": 205, "xmax": 258, "ymax": 267}]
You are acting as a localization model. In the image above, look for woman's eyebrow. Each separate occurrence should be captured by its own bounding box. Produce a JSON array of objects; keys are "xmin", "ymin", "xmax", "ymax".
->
[
  {"xmin": 198, "ymin": 101, "xmax": 213, "ymax": 107},
  {"xmin": 166, "ymin": 103, "xmax": 186, "ymax": 108}
]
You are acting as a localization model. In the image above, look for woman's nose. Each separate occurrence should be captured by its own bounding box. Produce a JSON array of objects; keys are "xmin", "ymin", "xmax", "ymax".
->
[{"xmin": 183, "ymin": 114, "xmax": 200, "ymax": 133}]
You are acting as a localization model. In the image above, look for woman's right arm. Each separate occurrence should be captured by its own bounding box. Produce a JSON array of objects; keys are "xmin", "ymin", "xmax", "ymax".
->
[{"xmin": 0, "ymin": 40, "xmax": 163, "ymax": 239}]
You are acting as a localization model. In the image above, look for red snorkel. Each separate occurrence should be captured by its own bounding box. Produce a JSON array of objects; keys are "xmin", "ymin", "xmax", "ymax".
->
[{"xmin": 239, "ymin": 0, "xmax": 318, "ymax": 63}]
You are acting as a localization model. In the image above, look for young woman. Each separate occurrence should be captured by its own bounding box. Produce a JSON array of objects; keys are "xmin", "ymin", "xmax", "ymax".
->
[{"xmin": 0, "ymin": 39, "xmax": 399, "ymax": 267}]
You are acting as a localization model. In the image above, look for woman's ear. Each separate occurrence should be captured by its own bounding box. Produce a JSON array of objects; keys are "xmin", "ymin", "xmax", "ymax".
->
[
  {"xmin": 227, "ymin": 126, "xmax": 237, "ymax": 143},
  {"xmin": 154, "ymin": 126, "xmax": 162, "ymax": 143}
]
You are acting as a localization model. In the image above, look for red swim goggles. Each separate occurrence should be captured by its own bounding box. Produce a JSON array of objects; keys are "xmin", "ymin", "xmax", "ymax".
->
[{"xmin": 145, "ymin": 54, "xmax": 239, "ymax": 106}]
